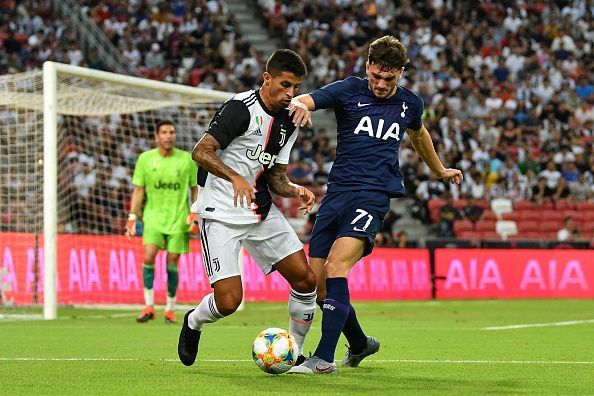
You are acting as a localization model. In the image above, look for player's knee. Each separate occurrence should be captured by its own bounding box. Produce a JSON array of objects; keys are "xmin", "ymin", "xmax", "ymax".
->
[
  {"xmin": 215, "ymin": 292, "xmax": 243, "ymax": 316},
  {"xmin": 290, "ymin": 269, "xmax": 316, "ymax": 294},
  {"xmin": 143, "ymin": 257, "xmax": 155, "ymax": 266},
  {"xmin": 325, "ymin": 258, "xmax": 349, "ymax": 278}
]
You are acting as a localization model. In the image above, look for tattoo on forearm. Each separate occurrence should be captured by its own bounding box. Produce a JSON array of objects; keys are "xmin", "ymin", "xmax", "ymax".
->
[
  {"xmin": 268, "ymin": 165, "xmax": 298, "ymax": 198},
  {"xmin": 194, "ymin": 149, "xmax": 238, "ymax": 182},
  {"xmin": 192, "ymin": 135, "xmax": 239, "ymax": 182}
]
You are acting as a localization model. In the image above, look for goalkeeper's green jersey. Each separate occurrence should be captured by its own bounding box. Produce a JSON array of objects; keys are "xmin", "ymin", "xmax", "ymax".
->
[{"xmin": 132, "ymin": 148, "xmax": 197, "ymax": 234}]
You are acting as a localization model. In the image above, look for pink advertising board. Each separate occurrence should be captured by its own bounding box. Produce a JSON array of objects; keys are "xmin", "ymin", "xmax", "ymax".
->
[
  {"xmin": 435, "ymin": 249, "xmax": 594, "ymax": 299},
  {"xmin": 0, "ymin": 233, "xmax": 432, "ymax": 305}
]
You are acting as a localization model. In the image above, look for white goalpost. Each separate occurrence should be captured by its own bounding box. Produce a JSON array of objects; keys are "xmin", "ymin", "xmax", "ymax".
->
[{"xmin": 1, "ymin": 62, "xmax": 234, "ymax": 319}]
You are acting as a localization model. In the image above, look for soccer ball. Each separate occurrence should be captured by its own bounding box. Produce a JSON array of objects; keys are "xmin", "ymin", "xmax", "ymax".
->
[{"xmin": 252, "ymin": 327, "xmax": 299, "ymax": 374}]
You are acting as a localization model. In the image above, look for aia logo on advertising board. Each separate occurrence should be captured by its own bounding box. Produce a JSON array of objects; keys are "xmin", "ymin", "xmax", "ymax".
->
[{"xmin": 434, "ymin": 249, "xmax": 593, "ymax": 299}]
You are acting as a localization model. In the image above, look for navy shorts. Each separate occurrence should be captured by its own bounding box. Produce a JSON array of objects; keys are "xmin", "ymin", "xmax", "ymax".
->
[{"xmin": 308, "ymin": 190, "xmax": 390, "ymax": 259}]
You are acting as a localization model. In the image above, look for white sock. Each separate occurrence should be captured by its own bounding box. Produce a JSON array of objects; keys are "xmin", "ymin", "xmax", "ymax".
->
[
  {"xmin": 166, "ymin": 296, "xmax": 176, "ymax": 311},
  {"xmin": 188, "ymin": 293, "xmax": 224, "ymax": 331},
  {"xmin": 143, "ymin": 288, "xmax": 154, "ymax": 306},
  {"xmin": 288, "ymin": 288, "xmax": 317, "ymax": 356}
]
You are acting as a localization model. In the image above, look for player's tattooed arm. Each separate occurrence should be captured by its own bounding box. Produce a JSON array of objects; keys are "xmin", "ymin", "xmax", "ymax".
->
[
  {"xmin": 269, "ymin": 164, "xmax": 315, "ymax": 214},
  {"xmin": 268, "ymin": 164, "xmax": 299, "ymax": 197},
  {"xmin": 407, "ymin": 125, "xmax": 463, "ymax": 184},
  {"xmin": 192, "ymin": 133, "xmax": 256, "ymax": 207}
]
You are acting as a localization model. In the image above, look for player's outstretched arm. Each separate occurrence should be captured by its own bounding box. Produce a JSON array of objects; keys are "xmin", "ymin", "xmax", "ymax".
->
[
  {"xmin": 289, "ymin": 94, "xmax": 315, "ymax": 128},
  {"xmin": 269, "ymin": 164, "xmax": 315, "ymax": 215},
  {"xmin": 192, "ymin": 133, "xmax": 256, "ymax": 208},
  {"xmin": 406, "ymin": 125, "xmax": 463, "ymax": 184},
  {"xmin": 126, "ymin": 186, "xmax": 145, "ymax": 239}
]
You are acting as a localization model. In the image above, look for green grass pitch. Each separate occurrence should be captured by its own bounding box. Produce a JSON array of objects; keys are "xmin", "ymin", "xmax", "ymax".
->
[{"xmin": 1, "ymin": 300, "xmax": 593, "ymax": 394}]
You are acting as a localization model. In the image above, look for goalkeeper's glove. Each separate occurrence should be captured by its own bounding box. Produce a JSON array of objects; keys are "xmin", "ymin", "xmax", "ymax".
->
[
  {"xmin": 125, "ymin": 214, "xmax": 137, "ymax": 240},
  {"xmin": 186, "ymin": 213, "xmax": 199, "ymax": 235}
]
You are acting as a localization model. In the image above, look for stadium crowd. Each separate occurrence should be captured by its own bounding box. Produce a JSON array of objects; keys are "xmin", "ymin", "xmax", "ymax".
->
[{"xmin": 2, "ymin": 0, "xmax": 594, "ymax": 243}]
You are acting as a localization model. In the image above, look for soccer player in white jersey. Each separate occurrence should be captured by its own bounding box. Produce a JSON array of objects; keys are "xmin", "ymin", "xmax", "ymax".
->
[
  {"xmin": 288, "ymin": 36, "xmax": 463, "ymax": 374},
  {"xmin": 178, "ymin": 49, "xmax": 317, "ymax": 366}
]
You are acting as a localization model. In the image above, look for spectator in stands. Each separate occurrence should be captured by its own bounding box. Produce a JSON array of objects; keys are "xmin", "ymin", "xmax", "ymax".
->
[
  {"xmin": 557, "ymin": 216, "xmax": 581, "ymax": 241},
  {"xmin": 394, "ymin": 231, "xmax": 413, "ymax": 249},
  {"xmin": 569, "ymin": 173, "xmax": 593, "ymax": 201},
  {"xmin": 461, "ymin": 197, "xmax": 485, "ymax": 223},
  {"xmin": 561, "ymin": 161, "xmax": 580, "ymax": 182},
  {"xmin": 145, "ymin": 43, "xmax": 165, "ymax": 70},
  {"xmin": 288, "ymin": 158, "xmax": 313, "ymax": 187},
  {"xmin": 531, "ymin": 177, "xmax": 554, "ymax": 205},
  {"xmin": 553, "ymin": 177, "xmax": 572, "ymax": 202},
  {"xmin": 374, "ymin": 232, "xmax": 392, "ymax": 248},
  {"xmin": 539, "ymin": 160, "xmax": 562, "ymax": 191},
  {"xmin": 436, "ymin": 193, "xmax": 460, "ymax": 238}
]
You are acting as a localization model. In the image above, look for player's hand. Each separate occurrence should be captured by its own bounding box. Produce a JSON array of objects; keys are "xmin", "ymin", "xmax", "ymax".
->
[
  {"xmin": 288, "ymin": 101, "xmax": 312, "ymax": 128},
  {"xmin": 186, "ymin": 213, "xmax": 199, "ymax": 234},
  {"xmin": 439, "ymin": 168, "xmax": 464, "ymax": 184},
  {"xmin": 125, "ymin": 214, "xmax": 137, "ymax": 240},
  {"xmin": 230, "ymin": 175, "xmax": 256, "ymax": 208},
  {"xmin": 296, "ymin": 186, "xmax": 315, "ymax": 215}
]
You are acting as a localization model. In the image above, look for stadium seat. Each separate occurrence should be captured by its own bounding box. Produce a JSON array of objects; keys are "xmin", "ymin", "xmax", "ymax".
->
[
  {"xmin": 561, "ymin": 210, "xmax": 580, "ymax": 220},
  {"xmin": 482, "ymin": 210, "xmax": 497, "ymax": 221},
  {"xmin": 428, "ymin": 199, "xmax": 446, "ymax": 212},
  {"xmin": 476, "ymin": 200, "xmax": 490, "ymax": 210},
  {"xmin": 581, "ymin": 221, "xmax": 594, "ymax": 234},
  {"xmin": 495, "ymin": 220, "xmax": 518, "ymax": 240},
  {"xmin": 479, "ymin": 231, "xmax": 500, "ymax": 240},
  {"xmin": 518, "ymin": 220, "xmax": 539, "ymax": 233},
  {"xmin": 519, "ymin": 211, "xmax": 541, "ymax": 221},
  {"xmin": 535, "ymin": 201, "xmax": 554, "ymax": 210},
  {"xmin": 458, "ymin": 230, "xmax": 478, "ymax": 239},
  {"xmin": 475, "ymin": 220, "xmax": 496, "ymax": 232},
  {"xmin": 514, "ymin": 200, "xmax": 534, "ymax": 211},
  {"xmin": 555, "ymin": 200, "xmax": 575, "ymax": 211},
  {"xmin": 430, "ymin": 208, "xmax": 441, "ymax": 223},
  {"xmin": 453, "ymin": 199, "xmax": 468, "ymax": 210},
  {"xmin": 490, "ymin": 198, "xmax": 513, "ymax": 219},
  {"xmin": 575, "ymin": 201, "xmax": 594, "ymax": 211},
  {"xmin": 540, "ymin": 210, "xmax": 564, "ymax": 222},
  {"xmin": 524, "ymin": 231, "xmax": 549, "ymax": 239},
  {"xmin": 453, "ymin": 220, "xmax": 474, "ymax": 235},
  {"xmin": 501, "ymin": 212, "xmax": 521, "ymax": 222},
  {"xmin": 539, "ymin": 220, "xmax": 562, "ymax": 232}
]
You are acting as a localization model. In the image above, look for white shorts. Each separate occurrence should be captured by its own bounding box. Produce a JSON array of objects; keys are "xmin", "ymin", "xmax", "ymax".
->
[{"xmin": 198, "ymin": 206, "xmax": 304, "ymax": 285}]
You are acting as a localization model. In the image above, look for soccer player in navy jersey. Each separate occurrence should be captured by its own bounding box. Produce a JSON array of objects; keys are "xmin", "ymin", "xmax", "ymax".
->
[{"xmin": 288, "ymin": 36, "xmax": 463, "ymax": 374}]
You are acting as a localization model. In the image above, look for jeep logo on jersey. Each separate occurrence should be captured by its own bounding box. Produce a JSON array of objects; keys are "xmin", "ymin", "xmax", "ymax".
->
[
  {"xmin": 154, "ymin": 180, "xmax": 181, "ymax": 190},
  {"xmin": 353, "ymin": 116, "xmax": 401, "ymax": 141},
  {"xmin": 246, "ymin": 145, "xmax": 277, "ymax": 169}
]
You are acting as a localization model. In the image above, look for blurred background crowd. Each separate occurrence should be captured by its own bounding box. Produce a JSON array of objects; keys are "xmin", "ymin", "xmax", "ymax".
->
[{"xmin": 1, "ymin": 0, "xmax": 593, "ymax": 244}]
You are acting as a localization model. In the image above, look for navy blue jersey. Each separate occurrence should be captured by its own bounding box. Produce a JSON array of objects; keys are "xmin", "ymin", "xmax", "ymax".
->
[{"xmin": 310, "ymin": 76, "xmax": 424, "ymax": 197}]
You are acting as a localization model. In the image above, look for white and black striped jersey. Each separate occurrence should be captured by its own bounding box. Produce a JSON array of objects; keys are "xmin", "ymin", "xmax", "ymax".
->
[{"xmin": 192, "ymin": 89, "xmax": 299, "ymax": 224}]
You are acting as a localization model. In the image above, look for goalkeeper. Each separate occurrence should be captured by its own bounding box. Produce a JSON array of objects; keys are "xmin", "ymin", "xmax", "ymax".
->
[{"xmin": 126, "ymin": 120, "xmax": 198, "ymax": 324}]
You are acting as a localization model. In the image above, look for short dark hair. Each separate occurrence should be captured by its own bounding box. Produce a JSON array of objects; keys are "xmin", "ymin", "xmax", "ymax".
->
[
  {"xmin": 266, "ymin": 49, "xmax": 307, "ymax": 77},
  {"xmin": 156, "ymin": 120, "xmax": 175, "ymax": 133},
  {"xmin": 368, "ymin": 35, "xmax": 409, "ymax": 71}
]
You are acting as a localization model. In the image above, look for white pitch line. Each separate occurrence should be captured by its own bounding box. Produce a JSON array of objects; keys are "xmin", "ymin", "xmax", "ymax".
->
[
  {"xmin": 483, "ymin": 319, "xmax": 594, "ymax": 330},
  {"xmin": 0, "ymin": 313, "xmax": 138, "ymax": 322},
  {"xmin": 1, "ymin": 358, "xmax": 593, "ymax": 365}
]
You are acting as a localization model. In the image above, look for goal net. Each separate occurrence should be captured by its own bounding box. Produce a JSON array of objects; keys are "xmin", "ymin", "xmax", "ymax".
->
[{"xmin": 0, "ymin": 63, "xmax": 232, "ymax": 318}]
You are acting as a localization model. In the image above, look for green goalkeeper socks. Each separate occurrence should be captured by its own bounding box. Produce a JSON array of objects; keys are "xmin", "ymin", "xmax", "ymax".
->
[
  {"xmin": 166, "ymin": 264, "xmax": 179, "ymax": 298},
  {"xmin": 143, "ymin": 264, "xmax": 155, "ymax": 290}
]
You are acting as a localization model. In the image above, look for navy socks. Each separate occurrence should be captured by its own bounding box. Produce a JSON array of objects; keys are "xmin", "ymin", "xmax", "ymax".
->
[{"xmin": 314, "ymin": 278, "xmax": 350, "ymax": 363}]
